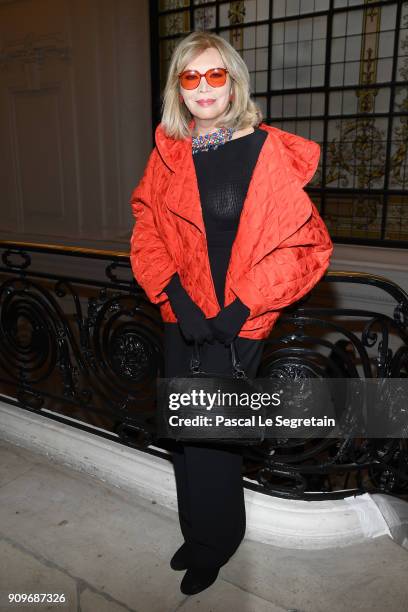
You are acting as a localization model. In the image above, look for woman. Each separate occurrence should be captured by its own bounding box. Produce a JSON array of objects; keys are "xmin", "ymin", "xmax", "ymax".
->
[{"xmin": 130, "ymin": 31, "xmax": 333, "ymax": 596}]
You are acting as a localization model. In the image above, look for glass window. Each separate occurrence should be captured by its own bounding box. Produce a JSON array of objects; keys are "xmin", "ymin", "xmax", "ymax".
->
[{"xmin": 152, "ymin": 0, "xmax": 408, "ymax": 247}]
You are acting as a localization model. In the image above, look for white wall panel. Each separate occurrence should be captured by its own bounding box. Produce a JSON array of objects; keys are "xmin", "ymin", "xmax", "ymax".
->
[{"xmin": 0, "ymin": 0, "xmax": 152, "ymax": 246}]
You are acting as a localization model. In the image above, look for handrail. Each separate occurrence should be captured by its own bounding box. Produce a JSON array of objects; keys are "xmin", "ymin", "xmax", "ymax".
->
[{"xmin": 0, "ymin": 240, "xmax": 130, "ymax": 259}]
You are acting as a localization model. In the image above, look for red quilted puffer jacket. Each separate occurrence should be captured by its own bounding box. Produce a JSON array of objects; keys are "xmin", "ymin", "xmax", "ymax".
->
[{"xmin": 129, "ymin": 120, "xmax": 333, "ymax": 340}]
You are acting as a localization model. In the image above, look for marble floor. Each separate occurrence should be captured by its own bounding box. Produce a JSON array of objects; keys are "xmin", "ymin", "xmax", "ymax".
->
[{"xmin": 0, "ymin": 439, "xmax": 407, "ymax": 612}]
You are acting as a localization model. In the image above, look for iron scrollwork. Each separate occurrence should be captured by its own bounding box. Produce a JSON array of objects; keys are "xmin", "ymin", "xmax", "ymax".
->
[
  {"xmin": 0, "ymin": 243, "xmax": 163, "ymax": 444},
  {"xmin": 245, "ymin": 271, "xmax": 408, "ymax": 500}
]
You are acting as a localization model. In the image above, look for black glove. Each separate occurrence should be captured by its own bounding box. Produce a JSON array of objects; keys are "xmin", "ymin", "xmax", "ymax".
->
[
  {"xmin": 164, "ymin": 273, "xmax": 214, "ymax": 344},
  {"xmin": 208, "ymin": 298, "xmax": 250, "ymax": 345}
]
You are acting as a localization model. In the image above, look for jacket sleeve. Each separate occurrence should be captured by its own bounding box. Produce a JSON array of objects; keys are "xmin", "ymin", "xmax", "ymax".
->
[
  {"xmin": 232, "ymin": 202, "xmax": 333, "ymax": 320},
  {"xmin": 129, "ymin": 147, "xmax": 177, "ymax": 305}
]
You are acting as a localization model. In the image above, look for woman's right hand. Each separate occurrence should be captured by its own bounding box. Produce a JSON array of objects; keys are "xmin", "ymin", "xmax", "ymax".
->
[
  {"xmin": 164, "ymin": 274, "xmax": 214, "ymax": 344},
  {"xmin": 177, "ymin": 306, "xmax": 214, "ymax": 344}
]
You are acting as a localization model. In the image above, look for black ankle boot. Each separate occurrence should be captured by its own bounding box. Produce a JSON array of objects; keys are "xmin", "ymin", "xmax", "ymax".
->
[
  {"xmin": 180, "ymin": 567, "xmax": 220, "ymax": 595},
  {"xmin": 170, "ymin": 543, "xmax": 189, "ymax": 571}
]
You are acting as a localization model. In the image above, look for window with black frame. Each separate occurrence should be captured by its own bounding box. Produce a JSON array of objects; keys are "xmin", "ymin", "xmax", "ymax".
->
[{"xmin": 150, "ymin": 0, "xmax": 408, "ymax": 247}]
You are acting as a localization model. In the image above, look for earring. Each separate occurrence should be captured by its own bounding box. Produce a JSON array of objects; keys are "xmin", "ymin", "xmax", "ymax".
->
[
  {"xmin": 229, "ymin": 93, "xmax": 234, "ymax": 101},
  {"xmin": 179, "ymin": 94, "xmax": 184, "ymax": 103}
]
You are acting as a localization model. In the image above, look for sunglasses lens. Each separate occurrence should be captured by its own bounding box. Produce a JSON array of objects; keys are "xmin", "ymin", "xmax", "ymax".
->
[
  {"xmin": 207, "ymin": 69, "xmax": 227, "ymax": 87},
  {"xmin": 180, "ymin": 72, "xmax": 200, "ymax": 89}
]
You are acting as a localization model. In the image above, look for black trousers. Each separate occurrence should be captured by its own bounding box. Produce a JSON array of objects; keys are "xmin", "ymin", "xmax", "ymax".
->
[{"xmin": 162, "ymin": 323, "xmax": 265, "ymax": 569}]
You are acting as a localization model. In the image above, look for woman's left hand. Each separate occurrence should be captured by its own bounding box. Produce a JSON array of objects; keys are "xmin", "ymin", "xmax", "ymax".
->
[{"xmin": 208, "ymin": 298, "xmax": 250, "ymax": 345}]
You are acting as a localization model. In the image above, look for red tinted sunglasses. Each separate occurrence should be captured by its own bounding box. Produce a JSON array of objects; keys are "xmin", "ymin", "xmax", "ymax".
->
[{"xmin": 178, "ymin": 67, "xmax": 229, "ymax": 90}]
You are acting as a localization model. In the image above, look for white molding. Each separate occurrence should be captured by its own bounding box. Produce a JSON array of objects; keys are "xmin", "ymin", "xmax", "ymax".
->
[
  {"xmin": 331, "ymin": 244, "xmax": 408, "ymax": 294},
  {"xmin": 332, "ymin": 243, "xmax": 408, "ymax": 272},
  {"xmin": 0, "ymin": 32, "xmax": 71, "ymax": 69},
  {"xmin": 1, "ymin": 401, "xmax": 406, "ymax": 551}
]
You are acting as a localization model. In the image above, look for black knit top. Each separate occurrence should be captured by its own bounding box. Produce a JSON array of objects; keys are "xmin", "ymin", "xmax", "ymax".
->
[{"xmin": 193, "ymin": 127, "xmax": 268, "ymax": 307}]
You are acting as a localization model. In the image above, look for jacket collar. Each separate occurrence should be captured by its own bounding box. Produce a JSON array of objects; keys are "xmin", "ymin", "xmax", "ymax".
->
[
  {"xmin": 154, "ymin": 119, "xmax": 319, "ymax": 186},
  {"xmin": 155, "ymin": 118, "xmax": 274, "ymax": 173}
]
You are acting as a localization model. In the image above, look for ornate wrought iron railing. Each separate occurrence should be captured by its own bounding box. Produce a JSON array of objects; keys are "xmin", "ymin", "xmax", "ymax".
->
[{"xmin": 0, "ymin": 240, "xmax": 407, "ymax": 501}]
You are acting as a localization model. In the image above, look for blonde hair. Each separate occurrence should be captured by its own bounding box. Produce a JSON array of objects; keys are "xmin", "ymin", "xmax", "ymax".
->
[{"xmin": 161, "ymin": 31, "xmax": 263, "ymax": 140}]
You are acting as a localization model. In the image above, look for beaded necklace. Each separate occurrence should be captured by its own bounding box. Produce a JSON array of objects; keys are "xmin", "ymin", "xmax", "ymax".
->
[{"xmin": 192, "ymin": 126, "xmax": 234, "ymax": 155}]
